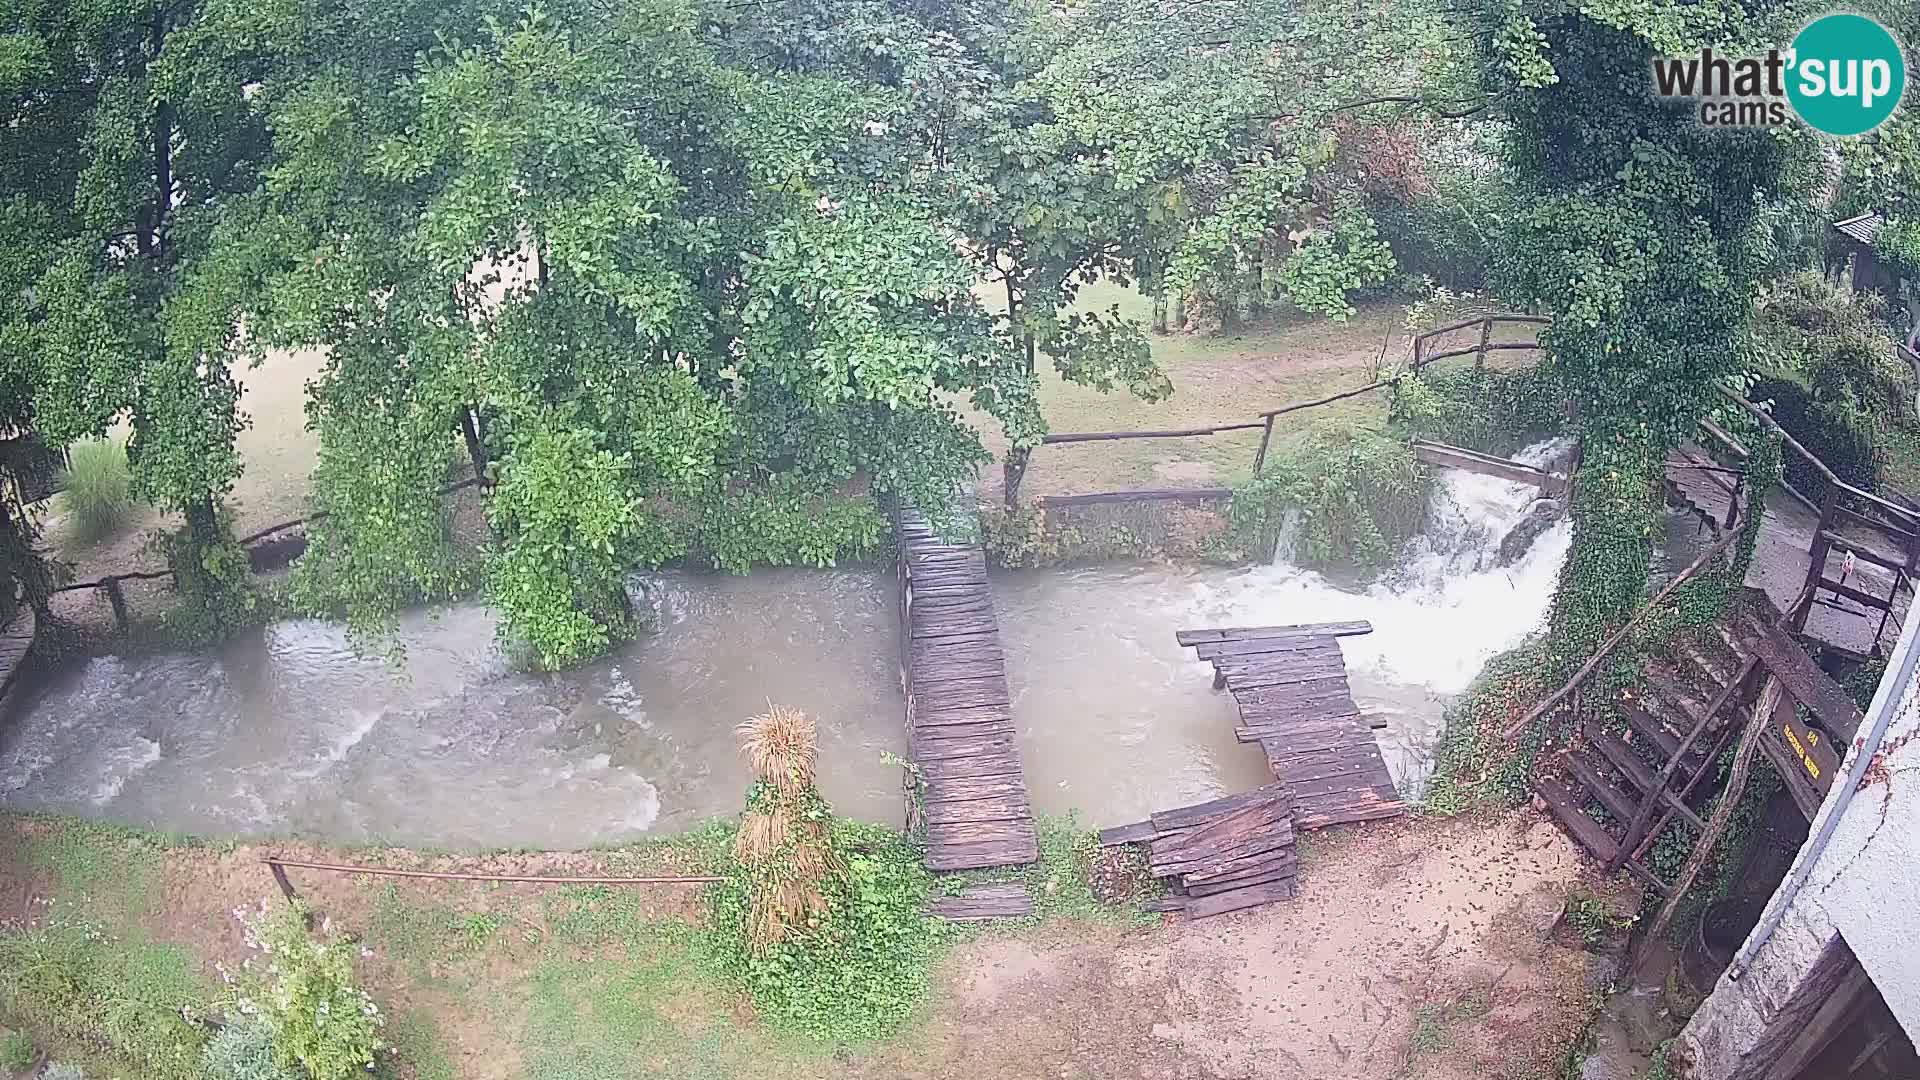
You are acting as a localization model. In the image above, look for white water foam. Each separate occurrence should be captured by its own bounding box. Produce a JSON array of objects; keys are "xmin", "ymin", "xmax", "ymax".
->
[{"xmin": 1189, "ymin": 438, "xmax": 1572, "ymax": 695}]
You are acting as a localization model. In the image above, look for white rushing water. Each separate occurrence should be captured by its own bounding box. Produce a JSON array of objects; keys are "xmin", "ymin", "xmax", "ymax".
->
[{"xmin": 994, "ymin": 438, "xmax": 1574, "ymax": 820}]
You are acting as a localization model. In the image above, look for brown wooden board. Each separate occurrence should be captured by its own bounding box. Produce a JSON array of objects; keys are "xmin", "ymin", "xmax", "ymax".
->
[
  {"xmin": 928, "ymin": 884, "xmax": 1036, "ymax": 921},
  {"xmin": 1175, "ymin": 621, "xmax": 1373, "ymax": 646},
  {"xmin": 1761, "ymin": 693, "xmax": 1840, "ymax": 820},
  {"xmin": 920, "ymin": 774, "xmax": 1031, "ymax": 804},
  {"xmin": 1149, "ymin": 782, "xmax": 1294, "ymax": 833},
  {"xmin": 1184, "ymin": 861, "xmax": 1298, "ymax": 898},
  {"xmin": 915, "ymin": 753, "xmax": 1026, "ymax": 781},
  {"xmin": 1192, "ymin": 635, "xmax": 1346, "ymax": 661},
  {"xmin": 1099, "ymin": 820, "xmax": 1157, "ymax": 846},
  {"xmin": 1749, "ymin": 622, "xmax": 1865, "ymax": 741},
  {"xmin": 1181, "ymin": 878, "xmax": 1299, "ymax": 919},
  {"xmin": 922, "ymin": 794, "xmax": 1034, "ymax": 826}
]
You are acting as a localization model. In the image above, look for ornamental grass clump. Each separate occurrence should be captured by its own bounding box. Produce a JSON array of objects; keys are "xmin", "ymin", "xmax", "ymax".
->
[
  {"xmin": 733, "ymin": 705, "xmax": 846, "ymax": 953},
  {"xmin": 716, "ymin": 705, "xmax": 936, "ymax": 1040}
]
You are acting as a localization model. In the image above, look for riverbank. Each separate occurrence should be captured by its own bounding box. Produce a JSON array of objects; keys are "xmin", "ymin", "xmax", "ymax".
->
[{"xmin": 0, "ymin": 809, "xmax": 1610, "ymax": 1080}]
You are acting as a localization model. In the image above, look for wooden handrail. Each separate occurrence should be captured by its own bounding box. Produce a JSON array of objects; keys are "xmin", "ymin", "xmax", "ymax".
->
[{"xmin": 1718, "ymin": 387, "xmax": 1920, "ymax": 528}]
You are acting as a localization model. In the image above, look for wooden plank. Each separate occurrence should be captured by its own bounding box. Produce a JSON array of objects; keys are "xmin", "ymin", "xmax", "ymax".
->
[
  {"xmin": 1036, "ymin": 487, "xmax": 1233, "ymax": 507},
  {"xmin": 1150, "ymin": 800, "xmax": 1290, "ymax": 874},
  {"xmin": 1185, "ymin": 861, "xmax": 1298, "ymax": 898},
  {"xmin": 928, "ymin": 884, "xmax": 1035, "ymax": 921},
  {"xmin": 909, "ymin": 734, "xmax": 1016, "ymax": 761},
  {"xmin": 922, "ymin": 794, "xmax": 1034, "ymax": 826},
  {"xmin": 1749, "ymin": 622, "xmax": 1864, "ymax": 741},
  {"xmin": 1191, "ymin": 635, "xmax": 1344, "ymax": 661},
  {"xmin": 920, "ymin": 773, "xmax": 1030, "ymax": 804},
  {"xmin": 912, "ymin": 720, "xmax": 1016, "ymax": 741},
  {"xmin": 1184, "ymin": 847, "xmax": 1298, "ymax": 887},
  {"xmin": 1181, "ymin": 878, "xmax": 1298, "ymax": 919},
  {"xmin": 1566, "ymin": 750, "xmax": 1639, "ymax": 823},
  {"xmin": 1148, "ymin": 782, "xmax": 1293, "ymax": 833},
  {"xmin": 1761, "ymin": 693, "xmax": 1839, "ymax": 819},
  {"xmin": 912, "ymin": 702, "xmax": 1013, "ymax": 727},
  {"xmin": 1411, "ymin": 439, "xmax": 1556, "ymax": 488},
  {"xmin": 1099, "ymin": 820, "xmax": 1157, "ymax": 846},
  {"xmin": 1174, "ymin": 621, "xmax": 1373, "ymax": 646},
  {"xmin": 910, "ymin": 675, "xmax": 1013, "ymax": 705},
  {"xmin": 916, "ymin": 755, "xmax": 1025, "ymax": 782}
]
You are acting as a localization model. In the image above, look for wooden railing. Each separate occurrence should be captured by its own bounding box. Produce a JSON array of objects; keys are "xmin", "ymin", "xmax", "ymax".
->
[
  {"xmin": 1716, "ymin": 387, "xmax": 1918, "ymax": 648},
  {"xmin": 1010, "ymin": 314, "xmax": 1549, "ymax": 508}
]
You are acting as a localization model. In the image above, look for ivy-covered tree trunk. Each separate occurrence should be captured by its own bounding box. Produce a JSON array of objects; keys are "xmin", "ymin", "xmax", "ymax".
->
[{"xmin": 1543, "ymin": 438, "xmax": 1661, "ymax": 673}]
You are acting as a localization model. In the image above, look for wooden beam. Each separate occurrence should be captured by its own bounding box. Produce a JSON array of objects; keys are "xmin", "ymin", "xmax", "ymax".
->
[
  {"xmin": 1747, "ymin": 621, "xmax": 1864, "ymax": 741},
  {"xmin": 1175, "ymin": 621, "xmax": 1373, "ymax": 646},
  {"xmin": 1410, "ymin": 439, "xmax": 1558, "ymax": 489},
  {"xmin": 1035, "ymin": 487, "xmax": 1232, "ymax": 507}
]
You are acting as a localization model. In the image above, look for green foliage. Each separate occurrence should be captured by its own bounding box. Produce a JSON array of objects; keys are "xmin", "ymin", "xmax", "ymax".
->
[
  {"xmin": 0, "ymin": 915, "xmax": 208, "ymax": 1079},
  {"xmin": 201, "ymin": 1021, "xmax": 301, "ymax": 1080},
  {"xmin": 980, "ymin": 505, "xmax": 1060, "ymax": 569},
  {"xmin": 61, "ymin": 437, "xmax": 132, "ymax": 544},
  {"xmin": 152, "ymin": 512, "xmax": 261, "ymax": 647},
  {"xmin": 485, "ymin": 422, "xmax": 646, "ymax": 670},
  {"xmin": 1470, "ymin": 0, "xmax": 1820, "ymax": 670},
  {"xmin": 242, "ymin": 901, "xmax": 385, "ymax": 1080},
  {"xmin": 1368, "ymin": 128, "xmax": 1505, "ymax": 293},
  {"xmin": 711, "ymin": 819, "xmax": 937, "ymax": 1042},
  {"xmin": 1388, "ymin": 363, "xmax": 1568, "ymax": 454},
  {"xmin": 1563, "ymin": 885, "xmax": 1630, "ymax": 947},
  {"xmin": 1751, "ymin": 378, "xmax": 1881, "ymax": 499},
  {"xmin": 1230, "ymin": 428, "xmax": 1431, "ymax": 572},
  {"xmin": 1879, "ymin": 218, "xmax": 1920, "ymax": 282},
  {"xmin": 0, "ymin": 1028, "xmax": 34, "ymax": 1072},
  {"xmin": 1423, "ymin": 642, "xmax": 1556, "ymax": 814},
  {"xmin": 1845, "ymin": 656, "xmax": 1889, "ymax": 712},
  {"xmin": 689, "ymin": 485, "xmax": 885, "ymax": 576},
  {"xmin": 287, "ymin": 411, "xmax": 478, "ymax": 649},
  {"xmin": 1543, "ymin": 438, "xmax": 1661, "ymax": 672}
]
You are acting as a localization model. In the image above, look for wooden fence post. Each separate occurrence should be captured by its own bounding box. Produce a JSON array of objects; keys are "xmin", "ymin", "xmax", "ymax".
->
[
  {"xmin": 1476, "ymin": 317, "xmax": 1492, "ymax": 369},
  {"xmin": 1253, "ymin": 415, "xmax": 1277, "ymax": 477},
  {"xmin": 102, "ymin": 577, "xmax": 129, "ymax": 634},
  {"xmin": 1003, "ymin": 447, "xmax": 1030, "ymax": 509},
  {"xmin": 269, "ymin": 860, "xmax": 298, "ymax": 904}
]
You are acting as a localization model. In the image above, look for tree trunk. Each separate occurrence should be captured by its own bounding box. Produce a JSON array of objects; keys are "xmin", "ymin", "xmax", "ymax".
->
[
  {"xmin": 459, "ymin": 405, "xmax": 490, "ymax": 488},
  {"xmin": 1152, "ymin": 294, "xmax": 1168, "ymax": 334},
  {"xmin": 1003, "ymin": 447, "xmax": 1030, "ymax": 509}
]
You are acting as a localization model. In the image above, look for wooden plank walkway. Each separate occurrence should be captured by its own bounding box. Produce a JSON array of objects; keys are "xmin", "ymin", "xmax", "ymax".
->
[
  {"xmin": 1100, "ymin": 782, "xmax": 1299, "ymax": 919},
  {"xmin": 1180, "ymin": 623, "xmax": 1407, "ymax": 830},
  {"xmin": 896, "ymin": 511, "xmax": 1039, "ymax": 872}
]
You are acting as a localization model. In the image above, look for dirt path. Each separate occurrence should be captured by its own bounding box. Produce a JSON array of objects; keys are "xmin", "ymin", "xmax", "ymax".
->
[
  {"xmin": 850, "ymin": 814, "xmax": 1594, "ymax": 1080},
  {"xmin": 0, "ymin": 810, "xmax": 1600, "ymax": 1080}
]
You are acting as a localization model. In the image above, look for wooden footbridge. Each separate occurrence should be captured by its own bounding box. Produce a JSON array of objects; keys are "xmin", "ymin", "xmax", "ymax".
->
[
  {"xmin": 1099, "ymin": 621, "xmax": 1406, "ymax": 918},
  {"xmin": 894, "ymin": 510, "xmax": 1039, "ymax": 872}
]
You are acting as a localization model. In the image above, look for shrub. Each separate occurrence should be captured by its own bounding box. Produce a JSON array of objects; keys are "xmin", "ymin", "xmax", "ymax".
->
[
  {"xmin": 0, "ymin": 916, "xmax": 207, "ymax": 1079},
  {"xmin": 1229, "ymin": 427, "xmax": 1432, "ymax": 572},
  {"xmin": 239, "ymin": 902, "xmax": 384, "ymax": 1080},
  {"xmin": 201, "ymin": 1021, "xmax": 300, "ymax": 1080},
  {"xmin": 1387, "ymin": 362, "xmax": 1568, "ymax": 455},
  {"xmin": 715, "ymin": 705, "xmax": 937, "ymax": 1041},
  {"xmin": 712, "ymin": 819, "xmax": 937, "ymax": 1042},
  {"xmin": 1750, "ymin": 377, "xmax": 1882, "ymax": 499},
  {"xmin": 62, "ymin": 437, "xmax": 133, "ymax": 544},
  {"xmin": 0, "ymin": 1028, "xmax": 33, "ymax": 1071}
]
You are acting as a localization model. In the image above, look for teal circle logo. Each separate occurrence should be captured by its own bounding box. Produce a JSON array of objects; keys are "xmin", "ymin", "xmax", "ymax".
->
[{"xmin": 1786, "ymin": 14, "xmax": 1906, "ymax": 136}]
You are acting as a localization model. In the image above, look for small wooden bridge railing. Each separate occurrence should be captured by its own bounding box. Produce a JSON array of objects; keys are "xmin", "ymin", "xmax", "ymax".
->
[
  {"xmin": 1010, "ymin": 314, "xmax": 1549, "ymax": 508},
  {"xmin": 1717, "ymin": 387, "xmax": 1919, "ymax": 648}
]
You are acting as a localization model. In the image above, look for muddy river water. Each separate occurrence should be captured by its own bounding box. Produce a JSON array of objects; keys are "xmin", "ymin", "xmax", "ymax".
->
[{"xmin": 0, "ymin": 446, "xmax": 1576, "ymax": 849}]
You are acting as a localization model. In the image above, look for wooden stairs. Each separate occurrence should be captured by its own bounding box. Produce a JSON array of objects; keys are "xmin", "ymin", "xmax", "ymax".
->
[{"xmin": 1535, "ymin": 609, "xmax": 1766, "ymax": 893}]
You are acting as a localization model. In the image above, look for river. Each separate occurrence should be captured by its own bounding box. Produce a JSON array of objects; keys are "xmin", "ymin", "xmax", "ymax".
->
[{"xmin": 0, "ymin": 445, "xmax": 1572, "ymax": 848}]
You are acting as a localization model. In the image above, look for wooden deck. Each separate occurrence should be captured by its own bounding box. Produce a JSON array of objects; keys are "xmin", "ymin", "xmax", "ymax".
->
[
  {"xmin": 1178, "ymin": 623, "xmax": 1407, "ymax": 829},
  {"xmin": 896, "ymin": 511, "xmax": 1039, "ymax": 872}
]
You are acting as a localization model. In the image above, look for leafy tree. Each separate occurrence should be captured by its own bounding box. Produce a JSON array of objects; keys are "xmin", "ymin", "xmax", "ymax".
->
[
  {"xmin": 209, "ymin": 0, "xmax": 1032, "ymax": 662},
  {"xmin": 1, "ymin": 0, "xmax": 266, "ymax": 632},
  {"xmin": 1465, "ymin": 0, "xmax": 1820, "ymax": 665}
]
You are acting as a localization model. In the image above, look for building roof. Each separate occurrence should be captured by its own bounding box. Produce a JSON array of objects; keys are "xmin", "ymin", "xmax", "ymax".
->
[{"xmin": 1834, "ymin": 211, "xmax": 1886, "ymax": 247}]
